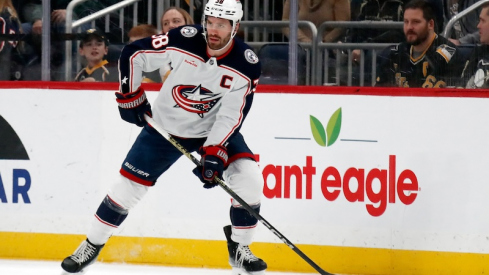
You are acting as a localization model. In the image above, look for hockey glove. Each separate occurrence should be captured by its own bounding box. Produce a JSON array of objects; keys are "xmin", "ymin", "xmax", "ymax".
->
[
  {"xmin": 192, "ymin": 145, "xmax": 228, "ymax": 188},
  {"xmin": 115, "ymin": 88, "xmax": 152, "ymax": 127}
]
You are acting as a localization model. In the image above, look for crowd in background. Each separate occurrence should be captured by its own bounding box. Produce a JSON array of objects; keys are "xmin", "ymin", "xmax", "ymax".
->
[{"xmin": 0, "ymin": 0, "xmax": 486, "ymax": 87}]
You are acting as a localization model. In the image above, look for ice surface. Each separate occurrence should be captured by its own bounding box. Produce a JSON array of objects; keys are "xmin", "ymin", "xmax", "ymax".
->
[{"xmin": 0, "ymin": 259, "xmax": 307, "ymax": 275}]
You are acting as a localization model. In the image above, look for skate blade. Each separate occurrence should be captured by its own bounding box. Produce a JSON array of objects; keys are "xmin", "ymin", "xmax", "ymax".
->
[
  {"xmin": 60, "ymin": 266, "xmax": 89, "ymax": 274},
  {"xmin": 60, "ymin": 271, "xmax": 85, "ymax": 275},
  {"xmin": 231, "ymin": 266, "xmax": 266, "ymax": 275}
]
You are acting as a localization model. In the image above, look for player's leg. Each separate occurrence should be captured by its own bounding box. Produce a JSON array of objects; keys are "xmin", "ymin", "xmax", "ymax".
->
[
  {"xmin": 223, "ymin": 133, "xmax": 267, "ymax": 274},
  {"xmin": 61, "ymin": 126, "xmax": 200, "ymax": 273},
  {"xmin": 224, "ymin": 158, "xmax": 267, "ymax": 275},
  {"xmin": 60, "ymin": 175, "xmax": 148, "ymax": 274}
]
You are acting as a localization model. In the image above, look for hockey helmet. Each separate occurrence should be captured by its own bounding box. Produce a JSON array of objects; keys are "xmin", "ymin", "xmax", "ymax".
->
[{"xmin": 203, "ymin": 0, "xmax": 243, "ymax": 24}]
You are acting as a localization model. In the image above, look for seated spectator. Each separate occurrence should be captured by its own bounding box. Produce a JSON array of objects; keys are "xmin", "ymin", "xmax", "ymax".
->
[
  {"xmin": 161, "ymin": 6, "xmax": 194, "ymax": 34},
  {"xmin": 461, "ymin": 2, "xmax": 489, "ymax": 88},
  {"xmin": 376, "ymin": 0, "xmax": 464, "ymax": 87},
  {"xmin": 16, "ymin": 0, "xmax": 126, "ymax": 81},
  {"xmin": 0, "ymin": 0, "xmax": 22, "ymax": 80},
  {"xmin": 282, "ymin": 0, "xmax": 351, "ymax": 43},
  {"xmin": 445, "ymin": 0, "xmax": 481, "ymax": 45},
  {"xmin": 127, "ymin": 24, "xmax": 161, "ymax": 83},
  {"xmin": 159, "ymin": 7, "xmax": 194, "ymax": 83},
  {"xmin": 74, "ymin": 29, "xmax": 111, "ymax": 82}
]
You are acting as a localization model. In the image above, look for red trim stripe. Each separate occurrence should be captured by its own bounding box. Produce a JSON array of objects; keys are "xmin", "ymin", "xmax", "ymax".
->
[
  {"xmin": 232, "ymin": 225, "xmax": 257, "ymax": 229},
  {"xmin": 167, "ymin": 47, "xmax": 206, "ymax": 62},
  {"xmin": 107, "ymin": 195, "xmax": 124, "ymax": 209},
  {"xmin": 2, "ymin": 81, "xmax": 489, "ymax": 98},
  {"xmin": 226, "ymin": 153, "xmax": 256, "ymax": 167},
  {"xmin": 119, "ymin": 168, "xmax": 154, "ymax": 186},
  {"xmin": 94, "ymin": 214, "xmax": 118, "ymax": 228},
  {"xmin": 217, "ymin": 65, "xmax": 252, "ymax": 145}
]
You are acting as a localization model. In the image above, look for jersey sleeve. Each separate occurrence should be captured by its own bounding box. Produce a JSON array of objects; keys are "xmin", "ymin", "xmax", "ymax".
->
[
  {"xmin": 204, "ymin": 77, "xmax": 258, "ymax": 147},
  {"xmin": 204, "ymin": 50, "xmax": 261, "ymax": 149},
  {"xmin": 118, "ymin": 34, "xmax": 172, "ymax": 93}
]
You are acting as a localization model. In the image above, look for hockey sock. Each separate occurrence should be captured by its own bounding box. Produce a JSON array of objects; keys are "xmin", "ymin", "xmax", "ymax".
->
[
  {"xmin": 87, "ymin": 195, "xmax": 128, "ymax": 245},
  {"xmin": 229, "ymin": 204, "xmax": 260, "ymax": 245}
]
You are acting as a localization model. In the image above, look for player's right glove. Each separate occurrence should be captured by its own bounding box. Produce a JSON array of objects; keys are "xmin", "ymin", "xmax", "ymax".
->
[
  {"xmin": 115, "ymin": 88, "xmax": 152, "ymax": 127},
  {"xmin": 192, "ymin": 145, "xmax": 228, "ymax": 188}
]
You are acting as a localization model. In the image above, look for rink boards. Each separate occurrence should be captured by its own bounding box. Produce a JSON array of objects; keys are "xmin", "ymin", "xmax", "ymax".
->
[{"xmin": 1, "ymin": 82, "xmax": 489, "ymax": 274}]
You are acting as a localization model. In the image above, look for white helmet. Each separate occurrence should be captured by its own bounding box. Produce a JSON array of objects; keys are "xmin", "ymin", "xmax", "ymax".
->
[
  {"xmin": 202, "ymin": 0, "xmax": 243, "ymax": 51},
  {"xmin": 204, "ymin": 0, "xmax": 243, "ymax": 23}
]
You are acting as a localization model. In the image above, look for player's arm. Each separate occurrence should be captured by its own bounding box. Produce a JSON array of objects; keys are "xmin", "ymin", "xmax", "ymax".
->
[
  {"xmin": 115, "ymin": 34, "xmax": 171, "ymax": 126},
  {"xmin": 118, "ymin": 34, "xmax": 171, "ymax": 93},
  {"xmin": 205, "ymin": 73, "xmax": 259, "ymax": 147},
  {"xmin": 193, "ymin": 77, "xmax": 258, "ymax": 187}
]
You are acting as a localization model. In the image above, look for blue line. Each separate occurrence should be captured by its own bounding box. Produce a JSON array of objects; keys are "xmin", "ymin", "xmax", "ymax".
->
[
  {"xmin": 275, "ymin": 137, "xmax": 311, "ymax": 140},
  {"xmin": 340, "ymin": 139, "xmax": 378, "ymax": 142}
]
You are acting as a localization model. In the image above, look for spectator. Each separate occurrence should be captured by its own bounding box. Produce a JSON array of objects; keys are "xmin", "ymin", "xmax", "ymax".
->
[
  {"xmin": 376, "ymin": 0, "xmax": 463, "ymax": 87},
  {"xmin": 282, "ymin": 0, "xmax": 351, "ymax": 43},
  {"xmin": 343, "ymin": 0, "xmax": 407, "ymax": 86},
  {"xmin": 0, "ymin": 0, "xmax": 22, "ymax": 80},
  {"xmin": 160, "ymin": 7, "xmax": 194, "ymax": 34},
  {"xmin": 461, "ymin": 2, "xmax": 489, "ymax": 88},
  {"xmin": 127, "ymin": 24, "xmax": 161, "ymax": 83},
  {"xmin": 445, "ymin": 0, "xmax": 481, "ymax": 45},
  {"xmin": 74, "ymin": 29, "xmax": 111, "ymax": 82},
  {"xmin": 159, "ymin": 7, "xmax": 194, "ymax": 83},
  {"xmin": 15, "ymin": 0, "xmax": 126, "ymax": 81}
]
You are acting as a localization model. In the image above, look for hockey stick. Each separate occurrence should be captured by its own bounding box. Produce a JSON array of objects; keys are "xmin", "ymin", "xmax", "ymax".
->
[{"xmin": 144, "ymin": 115, "xmax": 334, "ymax": 275}]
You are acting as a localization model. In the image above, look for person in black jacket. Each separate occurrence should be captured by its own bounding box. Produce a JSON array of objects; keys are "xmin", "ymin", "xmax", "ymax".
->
[
  {"xmin": 461, "ymin": 2, "xmax": 489, "ymax": 88},
  {"xmin": 376, "ymin": 0, "xmax": 464, "ymax": 87}
]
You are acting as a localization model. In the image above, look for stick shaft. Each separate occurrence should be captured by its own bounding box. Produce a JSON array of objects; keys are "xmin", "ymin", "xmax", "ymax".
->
[{"xmin": 144, "ymin": 115, "xmax": 333, "ymax": 275}]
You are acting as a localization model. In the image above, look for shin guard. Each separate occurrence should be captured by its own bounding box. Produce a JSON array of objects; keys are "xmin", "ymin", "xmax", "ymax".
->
[
  {"xmin": 95, "ymin": 195, "xmax": 129, "ymax": 227},
  {"xmin": 229, "ymin": 204, "xmax": 260, "ymax": 245}
]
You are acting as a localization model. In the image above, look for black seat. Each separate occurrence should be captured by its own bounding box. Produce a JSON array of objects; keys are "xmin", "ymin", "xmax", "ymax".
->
[{"xmin": 257, "ymin": 43, "xmax": 307, "ymax": 85}]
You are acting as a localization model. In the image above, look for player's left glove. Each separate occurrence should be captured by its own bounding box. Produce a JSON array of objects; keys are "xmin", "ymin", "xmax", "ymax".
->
[
  {"xmin": 192, "ymin": 145, "xmax": 228, "ymax": 188},
  {"xmin": 115, "ymin": 88, "xmax": 152, "ymax": 127}
]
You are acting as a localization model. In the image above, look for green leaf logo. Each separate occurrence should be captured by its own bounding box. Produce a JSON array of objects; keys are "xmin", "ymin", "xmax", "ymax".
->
[
  {"xmin": 310, "ymin": 115, "xmax": 326, "ymax": 147},
  {"xmin": 310, "ymin": 108, "xmax": 342, "ymax": 147}
]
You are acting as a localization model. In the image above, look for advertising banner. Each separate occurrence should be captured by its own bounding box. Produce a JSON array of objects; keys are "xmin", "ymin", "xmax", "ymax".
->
[{"xmin": 1, "ymin": 83, "xmax": 489, "ymax": 274}]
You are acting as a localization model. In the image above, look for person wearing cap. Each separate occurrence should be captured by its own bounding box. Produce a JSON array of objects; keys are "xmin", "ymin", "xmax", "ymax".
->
[{"xmin": 74, "ymin": 28, "xmax": 110, "ymax": 82}]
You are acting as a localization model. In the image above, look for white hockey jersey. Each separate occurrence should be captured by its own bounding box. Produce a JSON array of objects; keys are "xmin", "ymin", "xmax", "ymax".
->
[{"xmin": 118, "ymin": 25, "xmax": 261, "ymax": 147}]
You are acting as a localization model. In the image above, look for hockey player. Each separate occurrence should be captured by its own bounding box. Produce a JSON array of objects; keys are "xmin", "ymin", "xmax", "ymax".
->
[
  {"xmin": 376, "ymin": 0, "xmax": 463, "ymax": 88},
  {"xmin": 61, "ymin": 0, "xmax": 267, "ymax": 274},
  {"xmin": 461, "ymin": 2, "xmax": 489, "ymax": 88}
]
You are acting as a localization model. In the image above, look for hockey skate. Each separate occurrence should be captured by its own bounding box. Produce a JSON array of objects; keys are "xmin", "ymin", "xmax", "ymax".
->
[
  {"xmin": 61, "ymin": 239, "xmax": 104, "ymax": 273},
  {"xmin": 224, "ymin": 225, "xmax": 267, "ymax": 275}
]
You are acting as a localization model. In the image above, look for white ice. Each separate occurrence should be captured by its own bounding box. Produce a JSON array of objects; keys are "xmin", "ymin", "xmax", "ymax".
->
[{"xmin": 0, "ymin": 259, "xmax": 306, "ymax": 275}]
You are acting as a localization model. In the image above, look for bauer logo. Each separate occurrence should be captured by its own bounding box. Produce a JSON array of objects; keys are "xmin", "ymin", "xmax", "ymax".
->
[{"xmin": 310, "ymin": 108, "xmax": 342, "ymax": 147}]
